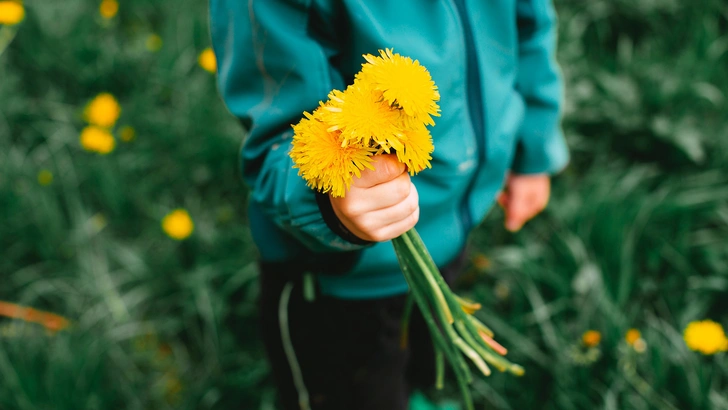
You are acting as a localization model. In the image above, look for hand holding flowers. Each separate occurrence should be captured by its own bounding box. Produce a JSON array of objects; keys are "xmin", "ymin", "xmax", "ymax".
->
[
  {"xmin": 329, "ymin": 154, "xmax": 420, "ymax": 242},
  {"xmin": 289, "ymin": 49, "xmax": 522, "ymax": 410}
]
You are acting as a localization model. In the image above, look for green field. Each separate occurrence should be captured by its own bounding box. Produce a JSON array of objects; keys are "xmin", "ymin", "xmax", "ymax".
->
[{"xmin": 1, "ymin": 0, "xmax": 727, "ymax": 409}]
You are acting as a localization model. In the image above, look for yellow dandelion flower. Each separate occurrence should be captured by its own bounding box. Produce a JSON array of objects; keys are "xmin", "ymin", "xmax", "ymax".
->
[
  {"xmin": 684, "ymin": 319, "xmax": 728, "ymax": 355},
  {"xmin": 357, "ymin": 48, "xmax": 440, "ymax": 126},
  {"xmin": 625, "ymin": 329, "xmax": 641, "ymax": 346},
  {"xmin": 198, "ymin": 48, "xmax": 217, "ymax": 73},
  {"xmin": 146, "ymin": 33, "xmax": 163, "ymax": 52},
  {"xmin": 119, "ymin": 125, "xmax": 135, "ymax": 142},
  {"xmin": 99, "ymin": 0, "xmax": 118, "ymax": 19},
  {"xmin": 37, "ymin": 169, "xmax": 53, "ymax": 186},
  {"xmin": 84, "ymin": 93, "xmax": 121, "ymax": 128},
  {"xmin": 80, "ymin": 126, "xmax": 115, "ymax": 154},
  {"xmin": 395, "ymin": 123, "xmax": 434, "ymax": 174},
  {"xmin": 324, "ymin": 84, "xmax": 404, "ymax": 152},
  {"xmin": 290, "ymin": 108, "xmax": 375, "ymax": 198},
  {"xmin": 162, "ymin": 209, "xmax": 194, "ymax": 240},
  {"xmin": 582, "ymin": 330, "xmax": 601, "ymax": 348},
  {"xmin": 0, "ymin": 1, "xmax": 24, "ymax": 25}
]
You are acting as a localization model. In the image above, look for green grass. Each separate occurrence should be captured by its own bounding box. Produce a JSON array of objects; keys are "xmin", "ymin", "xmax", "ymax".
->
[{"xmin": 1, "ymin": 0, "xmax": 727, "ymax": 409}]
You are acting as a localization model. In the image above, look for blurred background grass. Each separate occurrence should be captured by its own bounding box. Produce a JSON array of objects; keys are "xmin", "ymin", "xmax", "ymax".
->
[{"xmin": 1, "ymin": 0, "xmax": 727, "ymax": 409}]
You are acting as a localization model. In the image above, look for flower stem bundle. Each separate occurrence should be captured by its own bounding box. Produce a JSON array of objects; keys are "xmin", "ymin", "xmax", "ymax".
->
[
  {"xmin": 393, "ymin": 229, "xmax": 524, "ymax": 410},
  {"xmin": 289, "ymin": 49, "xmax": 523, "ymax": 409}
]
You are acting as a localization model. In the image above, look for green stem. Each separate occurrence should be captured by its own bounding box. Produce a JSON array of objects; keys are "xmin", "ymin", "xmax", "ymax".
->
[
  {"xmin": 402, "ymin": 229, "xmax": 467, "ymax": 326},
  {"xmin": 456, "ymin": 320, "xmax": 508, "ymax": 373},
  {"xmin": 392, "ymin": 237, "xmax": 474, "ymax": 410},
  {"xmin": 394, "ymin": 239, "xmax": 453, "ymax": 330},
  {"xmin": 466, "ymin": 314, "xmax": 495, "ymax": 338},
  {"xmin": 394, "ymin": 236, "xmax": 474, "ymax": 384},
  {"xmin": 435, "ymin": 346, "xmax": 445, "ymax": 390},
  {"xmin": 462, "ymin": 315, "xmax": 524, "ymax": 375},
  {"xmin": 392, "ymin": 239, "xmax": 462, "ymax": 367},
  {"xmin": 454, "ymin": 336, "xmax": 491, "ymax": 377},
  {"xmin": 402, "ymin": 229, "xmax": 523, "ymax": 374},
  {"xmin": 401, "ymin": 266, "xmax": 474, "ymax": 409},
  {"xmin": 400, "ymin": 293, "xmax": 414, "ymax": 349},
  {"xmin": 399, "ymin": 232, "xmax": 453, "ymax": 324},
  {"xmin": 454, "ymin": 294, "xmax": 482, "ymax": 313}
]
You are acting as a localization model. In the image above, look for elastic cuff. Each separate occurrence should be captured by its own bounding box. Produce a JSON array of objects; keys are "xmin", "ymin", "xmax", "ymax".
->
[{"xmin": 315, "ymin": 190, "xmax": 373, "ymax": 246}]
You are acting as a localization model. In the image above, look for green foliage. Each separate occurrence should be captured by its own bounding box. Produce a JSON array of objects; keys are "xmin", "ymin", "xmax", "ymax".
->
[
  {"xmin": 1, "ymin": 0, "xmax": 267, "ymax": 408},
  {"xmin": 1, "ymin": 0, "xmax": 727, "ymax": 409},
  {"xmin": 462, "ymin": 1, "xmax": 728, "ymax": 408}
]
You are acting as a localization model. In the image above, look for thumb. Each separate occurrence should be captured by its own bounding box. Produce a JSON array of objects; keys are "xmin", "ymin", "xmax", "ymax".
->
[
  {"xmin": 505, "ymin": 214, "xmax": 523, "ymax": 232},
  {"xmin": 353, "ymin": 154, "xmax": 406, "ymax": 188},
  {"xmin": 497, "ymin": 191, "xmax": 508, "ymax": 209}
]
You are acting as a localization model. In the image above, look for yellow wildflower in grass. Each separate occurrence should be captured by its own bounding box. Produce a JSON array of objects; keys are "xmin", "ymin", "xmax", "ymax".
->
[
  {"xmin": 357, "ymin": 48, "xmax": 440, "ymax": 126},
  {"xmin": 625, "ymin": 328, "xmax": 647, "ymax": 353},
  {"xmin": 290, "ymin": 109, "xmax": 375, "ymax": 198},
  {"xmin": 37, "ymin": 169, "xmax": 53, "ymax": 186},
  {"xmin": 119, "ymin": 125, "xmax": 136, "ymax": 142},
  {"xmin": 80, "ymin": 126, "xmax": 115, "ymax": 154},
  {"xmin": 683, "ymin": 319, "xmax": 728, "ymax": 355},
  {"xmin": 146, "ymin": 33, "xmax": 163, "ymax": 52},
  {"xmin": 198, "ymin": 48, "xmax": 217, "ymax": 73},
  {"xmin": 84, "ymin": 93, "xmax": 121, "ymax": 128},
  {"xmin": 0, "ymin": 1, "xmax": 24, "ymax": 25},
  {"xmin": 162, "ymin": 209, "xmax": 194, "ymax": 240},
  {"xmin": 324, "ymin": 85, "xmax": 405, "ymax": 150},
  {"xmin": 99, "ymin": 0, "xmax": 118, "ymax": 19},
  {"xmin": 582, "ymin": 330, "xmax": 601, "ymax": 347},
  {"xmin": 625, "ymin": 329, "xmax": 641, "ymax": 345}
]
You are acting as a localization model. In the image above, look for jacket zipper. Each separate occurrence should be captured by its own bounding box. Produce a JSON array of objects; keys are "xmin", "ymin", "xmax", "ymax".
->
[{"xmin": 452, "ymin": 0, "xmax": 485, "ymax": 232}]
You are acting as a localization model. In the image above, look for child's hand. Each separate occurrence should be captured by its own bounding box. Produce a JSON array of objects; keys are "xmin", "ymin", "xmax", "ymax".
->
[
  {"xmin": 497, "ymin": 173, "xmax": 551, "ymax": 232},
  {"xmin": 329, "ymin": 154, "xmax": 419, "ymax": 242}
]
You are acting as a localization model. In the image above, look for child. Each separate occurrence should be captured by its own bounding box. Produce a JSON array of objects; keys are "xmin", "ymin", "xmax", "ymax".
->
[{"xmin": 210, "ymin": 1, "xmax": 568, "ymax": 409}]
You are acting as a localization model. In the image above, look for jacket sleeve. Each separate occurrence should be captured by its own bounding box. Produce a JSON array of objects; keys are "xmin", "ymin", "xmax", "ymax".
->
[
  {"xmin": 511, "ymin": 0, "xmax": 570, "ymax": 175},
  {"xmin": 210, "ymin": 0, "xmax": 369, "ymax": 252}
]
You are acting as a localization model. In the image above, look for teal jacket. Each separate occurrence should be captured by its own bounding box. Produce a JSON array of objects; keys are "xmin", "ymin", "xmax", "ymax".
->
[{"xmin": 210, "ymin": 0, "xmax": 569, "ymax": 299}]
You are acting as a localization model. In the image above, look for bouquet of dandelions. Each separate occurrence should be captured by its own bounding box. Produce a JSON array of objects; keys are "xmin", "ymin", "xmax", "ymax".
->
[{"xmin": 290, "ymin": 49, "xmax": 523, "ymax": 408}]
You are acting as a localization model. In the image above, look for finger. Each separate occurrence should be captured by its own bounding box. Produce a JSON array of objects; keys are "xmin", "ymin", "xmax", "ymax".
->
[
  {"xmin": 507, "ymin": 191, "xmax": 548, "ymax": 231},
  {"xmin": 357, "ymin": 183, "xmax": 419, "ymax": 230},
  {"xmin": 353, "ymin": 154, "xmax": 406, "ymax": 188},
  {"xmin": 341, "ymin": 172, "xmax": 413, "ymax": 216},
  {"xmin": 505, "ymin": 214, "xmax": 525, "ymax": 232},
  {"xmin": 504, "ymin": 192, "xmax": 532, "ymax": 232},
  {"xmin": 365, "ymin": 203, "xmax": 420, "ymax": 242}
]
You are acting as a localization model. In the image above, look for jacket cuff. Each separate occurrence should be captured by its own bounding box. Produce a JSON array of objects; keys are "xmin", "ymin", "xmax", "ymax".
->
[{"xmin": 315, "ymin": 190, "xmax": 374, "ymax": 246}]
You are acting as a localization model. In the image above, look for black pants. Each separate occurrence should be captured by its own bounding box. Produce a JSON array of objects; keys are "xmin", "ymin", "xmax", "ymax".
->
[{"xmin": 259, "ymin": 256, "xmax": 464, "ymax": 410}]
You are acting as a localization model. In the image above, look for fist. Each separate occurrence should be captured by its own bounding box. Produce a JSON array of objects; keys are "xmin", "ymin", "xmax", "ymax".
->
[
  {"xmin": 497, "ymin": 173, "xmax": 551, "ymax": 232},
  {"xmin": 330, "ymin": 154, "xmax": 419, "ymax": 242}
]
